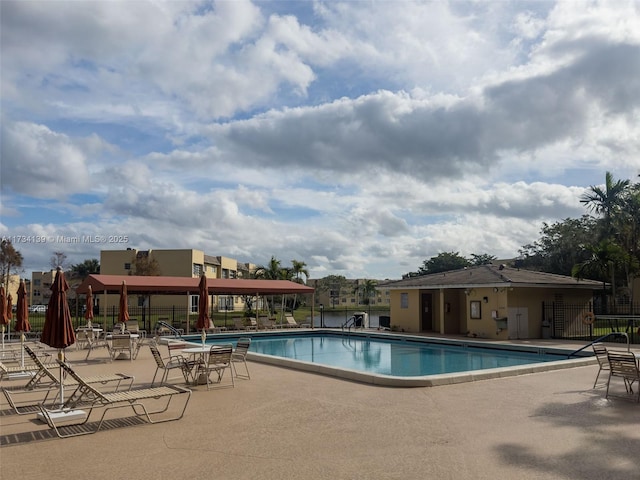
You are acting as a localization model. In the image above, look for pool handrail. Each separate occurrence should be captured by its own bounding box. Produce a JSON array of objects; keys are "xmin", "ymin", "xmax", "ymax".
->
[
  {"xmin": 156, "ymin": 321, "xmax": 183, "ymax": 338},
  {"xmin": 567, "ymin": 332, "xmax": 629, "ymax": 358}
]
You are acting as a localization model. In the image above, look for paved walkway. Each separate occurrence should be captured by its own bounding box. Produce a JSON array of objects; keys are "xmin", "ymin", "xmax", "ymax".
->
[{"xmin": 1, "ymin": 337, "xmax": 639, "ymax": 480}]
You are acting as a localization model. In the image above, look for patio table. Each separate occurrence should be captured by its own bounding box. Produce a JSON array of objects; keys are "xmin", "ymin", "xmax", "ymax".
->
[{"xmin": 182, "ymin": 345, "xmax": 221, "ymax": 385}]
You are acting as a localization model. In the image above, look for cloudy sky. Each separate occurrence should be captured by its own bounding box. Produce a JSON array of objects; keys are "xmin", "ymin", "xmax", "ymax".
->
[{"xmin": 1, "ymin": 0, "xmax": 639, "ymax": 281}]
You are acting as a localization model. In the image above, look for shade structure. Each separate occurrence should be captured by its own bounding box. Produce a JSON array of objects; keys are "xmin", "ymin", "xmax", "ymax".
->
[
  {"xmin": 196, "ymin": 274, "xmax": 210, "ymax": 344},
  {"xmin": 14, "ymin": 280, "xmax": 31, "ymax": 368},
  {"xmin": 117, "ymin": 281, "xmax": 129, "ymax": 330},
  {"xmin": 84, "ymin": 285, "xmax": 94, "ymax": 325},
  {"xmin": 41, "ymin": 268, "xmax": 76, "ymax": 407},
  {"xmin": 0, "ymin": 285, "xmax": 8, "ymax": 349}
]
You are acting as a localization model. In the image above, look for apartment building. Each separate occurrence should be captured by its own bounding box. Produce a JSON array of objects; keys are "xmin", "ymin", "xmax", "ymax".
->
[
  {"xmin": 307, "ymin": 278, "xmax": 391, "ymax": 308},
  {"xmin": 99, "ymin": 248, "xmax": 256, "ymax": 312},
  {"xmin": 30, "ymin": 270, "xmax": 82, "ymax": 309}
]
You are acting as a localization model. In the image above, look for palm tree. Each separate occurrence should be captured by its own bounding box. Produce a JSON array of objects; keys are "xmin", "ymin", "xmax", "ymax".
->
[
  {"xmin": 615, "ymin": 184, "xmax": 640, "ymax": 307},
  {"xmin": 291, "ymin": 260, "xmax": 309, "ymax": 284},
  {"xmin": 572, "ymin": 240, "xmax": 628, "ymax": 308},
  {"xmin": 580, "ymin": 171, "xmax": 630, "ymax": 237},
  {"xmin": 254, "ymin": 256, "xmax": 286, "ymax": 316},
  {"xmin": 359, "ymin": 279, "xmax": 378, "ymax": 306},
  {"xmin": 290, "ymin": 259, "xmax": 309, "ymax": 311},
  {"xmin": 253, "ymin": 256, "xmax": 285, "ymax": 280}
]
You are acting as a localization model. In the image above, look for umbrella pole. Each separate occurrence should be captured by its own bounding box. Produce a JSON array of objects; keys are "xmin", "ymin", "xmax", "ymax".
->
[
  {"xmin": 58, "ymin": 349, "xmax": 65, "ymax": 407},
  {"xmin": 20, "ymin": 333, "xmax": 25, "ymax": 369},
  {"xmin": 1, "ymin": 325, "xmax": 4, "ymax": 350}
]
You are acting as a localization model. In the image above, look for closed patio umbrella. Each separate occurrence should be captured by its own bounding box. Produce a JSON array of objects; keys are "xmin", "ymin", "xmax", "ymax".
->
[
  {"xmin": 117, "ymin": 281, "xmax": 129, "ymax": 332},
  {"xmin": 84, "ymin": 285, "xmax": 94, "ymax": 327},
  {"xmin": 14, "ymin": 280, "xmax": 30, "ymax": 368},
  {"xmin": 0, "ymin": 286, "xmax": 8, "ymax": 350},
  {"xmin": 196, "ymin": 274, "xmax": 210, "ymax": 345},
  {"xmin": 41, "ymin": 268, "xmax": 76, "ymax": 406}
]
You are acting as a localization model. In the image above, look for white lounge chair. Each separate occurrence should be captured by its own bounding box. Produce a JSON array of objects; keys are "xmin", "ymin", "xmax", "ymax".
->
[
  {"xmin": 38, "ymin": 360, "xmax": 191, "ymax": 438},
  {"xmin": 2, "ymin": 346, "xmax": 134, "ymax": 415},
  {"xmin": 284, "ymin": 314, "xmax": 301, "ymax": 328}
]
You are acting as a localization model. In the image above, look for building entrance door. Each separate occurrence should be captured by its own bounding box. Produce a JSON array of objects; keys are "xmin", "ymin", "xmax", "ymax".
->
[{"xmin": 421, "ymin": 293, "xmax": 433, "ymax": 331}]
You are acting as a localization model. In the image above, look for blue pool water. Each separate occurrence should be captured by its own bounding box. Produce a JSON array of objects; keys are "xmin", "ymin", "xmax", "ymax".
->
[{"xmin": 197, "ymin": 331, "xmax": 576, "ymax": 378}]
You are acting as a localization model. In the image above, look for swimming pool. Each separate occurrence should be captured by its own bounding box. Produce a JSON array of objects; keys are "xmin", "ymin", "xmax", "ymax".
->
[{"xmin": 182, "ymin": 330, "xmax": 596, "ymax": 387}]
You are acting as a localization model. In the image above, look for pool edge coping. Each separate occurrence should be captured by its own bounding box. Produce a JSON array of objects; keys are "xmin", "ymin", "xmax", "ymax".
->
[{"xmin": 176, "ymin": 330, "xmax": 599, "ymax": 387}]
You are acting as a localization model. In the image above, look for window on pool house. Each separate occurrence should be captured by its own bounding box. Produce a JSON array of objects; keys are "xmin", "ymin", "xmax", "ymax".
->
[{"xmin": 401, "ymin": 293, "xmax": 409, "ymax": 309}]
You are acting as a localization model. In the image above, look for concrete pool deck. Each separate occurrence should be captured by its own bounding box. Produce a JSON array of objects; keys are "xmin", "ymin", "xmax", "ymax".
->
[{"xmin": 1, "ymin": 335, "xmax": 640, "ymax": 480}]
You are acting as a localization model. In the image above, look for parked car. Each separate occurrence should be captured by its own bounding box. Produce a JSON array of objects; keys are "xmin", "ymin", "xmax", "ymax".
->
[{"xmin": 28, "ymin": 304, "xmax": 47, "ymax": 313}]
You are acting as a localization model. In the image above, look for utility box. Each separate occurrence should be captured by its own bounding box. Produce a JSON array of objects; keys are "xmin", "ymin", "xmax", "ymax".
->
[
  {"xmin": 494, "ymin": 317, "xmax": 508, "ymax": 330},
  {"xmin": 541, "ymin": 321, "xmax": 551, "ymax": 339}
]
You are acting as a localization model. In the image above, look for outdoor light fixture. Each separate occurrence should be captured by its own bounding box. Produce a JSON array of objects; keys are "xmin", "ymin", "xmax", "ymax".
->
[{"xmin": 483, "ymin": 296, "xmax": 489, "ymax": 303}]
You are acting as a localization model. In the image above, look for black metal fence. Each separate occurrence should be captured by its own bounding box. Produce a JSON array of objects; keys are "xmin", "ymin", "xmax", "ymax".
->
[
  {"xmin": 16, "ymin": 305, "xmax": 245, "ymax": 337},
  {"xmin": 543, "ymin": 301, "xmax": 640, "ymax": 344}
]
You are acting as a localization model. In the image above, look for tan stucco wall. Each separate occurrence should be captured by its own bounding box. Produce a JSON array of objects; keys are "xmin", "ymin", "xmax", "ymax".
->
[
  {"xmin": 389, "ymin": 289, "xmax": 421, "ymax": 332},
  {"xmin": 390, "ymin": 287, "xmax": 597, "ymax": 339}
]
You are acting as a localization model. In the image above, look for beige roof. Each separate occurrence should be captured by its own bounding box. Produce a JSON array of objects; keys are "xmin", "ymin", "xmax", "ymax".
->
[{"xmin": 380, "ymin": 264, "xmax": 604, "ymax": 290}]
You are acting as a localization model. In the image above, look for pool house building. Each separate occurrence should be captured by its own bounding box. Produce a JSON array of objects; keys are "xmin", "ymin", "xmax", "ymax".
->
[{"xmin": 381, "ymin": 264, "xmax": 604, "ymax": 340}]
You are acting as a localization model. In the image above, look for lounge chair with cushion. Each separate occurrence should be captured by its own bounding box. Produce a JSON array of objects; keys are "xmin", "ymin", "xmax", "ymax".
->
[
  {"xmin": 38, "ymin": 360, "xmax": 192, "ymax": 438},
  {"xmin": 2, "ymin": 346, "xmax": 134, "ymax": 415},
  {"xmin": 231, "ymin": 338, "xmax": 251, "ymax": 379},
  {"xmin": 605, "ymin": 350, "xmax": 640, "ymax": 402}
]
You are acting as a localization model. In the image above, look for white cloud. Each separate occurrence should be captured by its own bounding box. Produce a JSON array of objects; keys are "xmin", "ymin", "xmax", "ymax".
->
[
  {"xmin": 2, "ymin": 0, "xmax": 640, "ymax": 280},
  {"xmin": 0, "ymin": 120, "xmax": 92, "ymax": 199}
]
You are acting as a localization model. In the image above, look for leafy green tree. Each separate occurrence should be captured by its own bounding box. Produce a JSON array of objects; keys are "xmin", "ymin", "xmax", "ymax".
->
[
  {"xmin": 417, "ymin": 252, "xmax": 470, "ymax": 275},
  {"xmin": 132, "ymin": 252, "xmax": 161, "ymax": 276},
  {"xmin": 0, "ymin": 240, "xmax": 23, "ymax": 291},
  {"xmin": 469, "ymin": 253, "xmax": 497, "ymax": 266},
  {"xmin": 517, "ymin": 216, "xmax": 597, "ymax": 275},
  {"xmin": 70, "ymin": 259, "xmax": 100, "ymax": 278},
  {"xmin": 614, "ymin": 182, "xmax": 640, "ymax": 305}
]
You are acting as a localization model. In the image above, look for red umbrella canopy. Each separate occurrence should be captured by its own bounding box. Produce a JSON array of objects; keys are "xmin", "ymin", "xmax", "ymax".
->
[
  {"xmin": 7, "ymin": 294, "xmax": 13, "ymax": 322},
  {"xmin": 14, "ymin": 280, "xmax": 30, "ymax": 333},
  {"xmin": 84, "ymin": 285, "xmax": 94, "ymax": 321},
  {"xmin": 41, "ymin": 269, "xmax": 76, "ymax": 349},
  {"xmin": 0, "ymin": 286, "xmax": 8, "ymax": 327},
  {"xmin": 118, "ymin": 281, "xmax": 130, "ymax": 325},
  {"xmin": 196, "ymin": 274, "xmax": 210, "ymax": 330}
]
